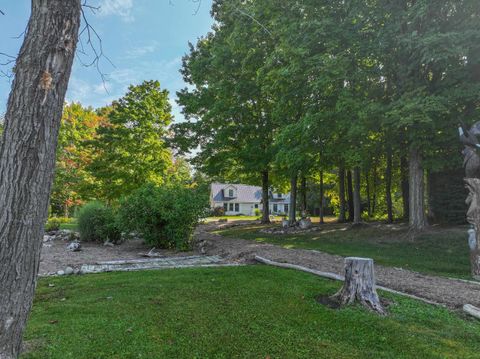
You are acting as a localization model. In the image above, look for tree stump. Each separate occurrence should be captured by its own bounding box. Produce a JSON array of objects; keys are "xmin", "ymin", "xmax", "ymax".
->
[
  {"xmin": 464, "ymin": 178, "xmax": 480, "ymax": 279},
  {"xmin": 331, "ymin": 257, "xmax": 386, "ymax": 315}
]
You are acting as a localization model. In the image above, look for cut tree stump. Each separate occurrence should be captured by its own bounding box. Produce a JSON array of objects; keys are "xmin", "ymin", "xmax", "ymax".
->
[{"xmin": 331, "ymin": 257, "xmax": 386, "ymax": 315}]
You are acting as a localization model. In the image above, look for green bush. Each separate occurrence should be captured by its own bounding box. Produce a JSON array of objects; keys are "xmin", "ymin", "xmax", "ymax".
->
[
  {"xmin": 118, "ymin": 184, "xmax": 208, "ymax": 250},
  {"xmin": 254, "ymin": 209, "xmax": 261, "ymax": 217},
  {"xmin": 45, "ymin": 217, "xmax": 61, "ymax": 232},
  {"xmin": 77, "ymin": 202, "xmax": 121, "ymax": 243},
  {"xmin": 212, "ymin": 206, "xmax": 225, "ymax": 217}
]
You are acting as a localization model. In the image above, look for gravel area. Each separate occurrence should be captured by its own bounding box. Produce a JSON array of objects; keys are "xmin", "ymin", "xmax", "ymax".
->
[
  {"xmin": 196, "ymin": 222, "xmax": 480, "ymax": 309},
  {"xmin": 39, "ymin": 239, "xmax": 194, "ymax": 276}
]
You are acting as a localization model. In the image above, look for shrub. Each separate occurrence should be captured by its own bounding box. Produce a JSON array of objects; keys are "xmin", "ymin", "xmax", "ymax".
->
[
  {"xmin": 77, "ymin": 202, "xmax": 121, "ymax": 243},
  {"xmin": 117, "ymin": 184, "xmax": 208, "ymax": 250},
  {"xmin": 45, "ymin": 217, "xmax": 61, "ymax": 232},
  {"xmin": 254, "ymin": 209, "xmax": 261, "ymax": 217},
  {"xmin": 212, "ymin": 206, "xmax": 225, "ymax": 217}
]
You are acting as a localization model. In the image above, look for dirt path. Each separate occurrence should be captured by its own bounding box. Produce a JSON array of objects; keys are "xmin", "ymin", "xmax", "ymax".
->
[
  {"xmin": 39, "ymin": 239, "xmax": 194, "ymax": 276},
  {"xmin": 195, "ymin": 222, "xmax": 480, "ymax": 309}
]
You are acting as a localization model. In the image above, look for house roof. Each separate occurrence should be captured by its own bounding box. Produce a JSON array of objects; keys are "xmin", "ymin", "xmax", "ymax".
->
[
  {"xmin": 211, "ymin": 183, "xmax": 290, "ymax": 204},
  {"xmin": 211, "ymin": 183, "xmax": 262, "ymax": 203}
]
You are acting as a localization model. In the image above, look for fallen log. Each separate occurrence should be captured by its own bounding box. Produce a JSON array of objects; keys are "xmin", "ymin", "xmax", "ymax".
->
[{"xmin": 463, "ymin": 304, "xmax": 480, "ymax": 320}]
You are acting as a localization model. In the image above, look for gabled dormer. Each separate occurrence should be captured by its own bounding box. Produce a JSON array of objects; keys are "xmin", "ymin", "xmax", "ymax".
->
[{"xmin": 223, "ymin": 185, "xmax": 237, "ymax": 199}]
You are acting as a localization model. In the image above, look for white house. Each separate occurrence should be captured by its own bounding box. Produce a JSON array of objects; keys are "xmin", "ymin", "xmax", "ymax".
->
[{"xmin": 210, "ymin": 183, "xmax": 290, "ymax": 216}]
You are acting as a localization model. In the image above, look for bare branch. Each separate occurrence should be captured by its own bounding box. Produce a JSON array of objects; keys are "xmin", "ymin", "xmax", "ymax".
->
[
  {"xmin": 233, "ymin": 8, "xmax": 273, "ymax": 37},
  {"xmin": 191, "ymin": 0, "xmax": 202, "ymax": 15},
  {"xmin": 79, "ymin": 2, "xmax": 116, "ymax": 93},
  {"xmin": 0, "ymin": 9, "xmax": 5, "ymax": 16}
]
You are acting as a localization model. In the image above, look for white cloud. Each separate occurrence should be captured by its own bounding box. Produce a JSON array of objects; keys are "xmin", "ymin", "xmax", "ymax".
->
[
  {"xmin": 125, "ymin": 42, "xmax": 158, "ymax": 59},
  {"xmin": 98, "ymin": 0, "xmax": 134, "ymax": 22},
  {"xmin": 67, "ymin": 56, "xmax": 187, "ymax": 115}
]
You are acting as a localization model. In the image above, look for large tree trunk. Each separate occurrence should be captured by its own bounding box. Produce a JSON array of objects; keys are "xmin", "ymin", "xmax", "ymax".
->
[
  {"xmin": 288, "ymin": 173, "xmax": 298, "ymax": 226},
  {"xmin": 365, "ymin": 170, "xmax": 371, "ymax": 217},
  {"xmin": 331, "ymin": 257, "xmax": 386, "ymax": 315},
  {"xmin": 347, "ymin": 169, "xmax": 354, "ymax": 222},
  {"xmin": 338, "ymin": 166, "xmax": 346, "ymax": 223},
  {"xmin": 0, "ymin": 2, "xmax": 80, "ymax": 357},
  {"xmin": 401, "ymin": 155, "xmax": 410, "ymax": 220},
  {"xmin": 408, "ymin": 147, "xmax": 426, "ymax": 230},
  {"xmin": 353, "ymin": 167, "xmax": 362, "ymax": 224},
  {"xmin": 300, "ymin": 175, "xmax": 307, "ymax": 215},
  {"xmin": 261, "ymin": 170, "xmax": 270, "ymax": 224},
  {"xmin": 385, "ymin": 147, "xmax": 393, "ymax": 223},
  {"xmin": 319, "ymin": 170, "xmax": 325, "ymax": 224},
  {"xmin": 464, "ymin": 179, "xmax": 480, "ymax": 279}
]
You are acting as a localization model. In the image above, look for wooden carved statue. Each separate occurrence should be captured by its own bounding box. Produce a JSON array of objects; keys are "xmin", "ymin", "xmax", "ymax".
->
[{"xmin": 459, "ymin": 121, "xmax": 480, "ymax": 279}]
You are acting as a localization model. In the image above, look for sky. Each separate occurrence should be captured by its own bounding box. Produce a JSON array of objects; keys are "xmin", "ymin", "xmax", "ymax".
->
[{"xmin": 0, "ymin": 0, "xmax": 214, "ymax": 123}]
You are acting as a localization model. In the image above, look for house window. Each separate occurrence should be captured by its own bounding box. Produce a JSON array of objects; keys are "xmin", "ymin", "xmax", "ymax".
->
[
  {"xmin": 228, "ymin": 189, "xmax": 234, "ymax": 197},
  {"xmin": 254, "ymin": 204, "xmax": 259, "ymax": 209},
  {"xmin": 284, "ymin": 204, "xmax": 289, "ymax": 213},
  {"xmin": 229, "ymin": 203, "xmax": 234, "ymax": 211},
  {"xmin": 223, "ymin": 203, "xmax": 228, "ymax": 211},
  {"xmin": 277, "ymin": 193, "xmax": 282, "ymax": 198},
  {"xmin": 235, "ymin": 203, "xmax": 239, "ymax": 212},
  {"xmin": 273, "ymin": 204, "xmax": 278, "ymax": 213}
]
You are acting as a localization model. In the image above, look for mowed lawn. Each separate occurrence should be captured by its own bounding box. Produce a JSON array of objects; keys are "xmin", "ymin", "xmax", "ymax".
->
[
  {"xmin": 23, "ymin": 266, "xmax": 480, "ymax": 358},
  {"xmin": 215, "ymin": 223, "xmax": 472, "ymax": 279}
]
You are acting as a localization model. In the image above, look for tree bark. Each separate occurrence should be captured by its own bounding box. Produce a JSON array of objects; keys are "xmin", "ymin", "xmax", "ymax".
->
[
  {"xmin": 464, "ymin": 179, "xmax": 480, "ymax": 279},
  {"xmin": 0, "ymin": 1, "xmax": 81, "ymax": 357},
  {"xmin": 319, "ymin": 170, "xmax": 325, "ymax": 224},
  {"xmin": 401, "ymin": 155, "xmax": 410, "ymax": 220},
  {"xmin": 261, "ymin": 170, "xmax": 270, "ymax": 224},
  {"xmin": 385, "ymin": 147, "xmax": 393, "ymax": 223},
  {"xmin": 331, "ymin": 257, "xmax": 386, "ymax": 315},
  {"xmin": 338, "ymin": 166, "xmax": 346, "ymax": 223},
  {"xmin": 365, "ymin": 170, "xmax": 371, "ymax": 217},
  {"xmin": 288, "ymin": 173, "xmax": 298, "ymax": 226},
  {"xmin": 372, "ymin": 164, "xmax": 378, "ymax": 215},
  {"xmin": 408, "ymin": 147, "xmax": 426, "ymax": 230},
  {"xmin": 300, "ymin": 175, "xmax": 307, "ymax": 215},
  {"xmin": 347, "ymin": 170, "xmax": 354, "ymax": 222},
  {"xmin": 353, "ymin": 167, "xmax": 362, "ymax": 224}
]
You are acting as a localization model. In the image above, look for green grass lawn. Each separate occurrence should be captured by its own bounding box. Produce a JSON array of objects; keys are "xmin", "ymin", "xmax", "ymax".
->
[
  {"xmin": 23, "ymin": 266, "xmax": 480, "ymax": 358},
  {"xmin": 59, "ymin": 221, "xmax": 78, "ymax": 231},
  {"xmin": 205, "ymin": 215, "xmax": 261, "ymax": 222},
  {"xmin": 215, "ymin": 223, "xmax": 472, "ymax": 279},
  {"xmin": 205, "ymin": 215, "xmax": 337, "ymax": 223}
]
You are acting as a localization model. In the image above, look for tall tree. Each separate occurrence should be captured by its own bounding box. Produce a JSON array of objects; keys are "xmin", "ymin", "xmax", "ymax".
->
[
  {"xmin": 89, "ymin": 80, "xmax": 174, "ymax": 201},
  {"xmin": 50, "ymin": 103, "xmax": 106, "ymax": 216},
  {"xmin": 0, "ymin": 1, "xmax": 80, "ymax": 356},
  {"xmin": 174, "ymin": 0, "xmax": 277, "ymax": 223}
]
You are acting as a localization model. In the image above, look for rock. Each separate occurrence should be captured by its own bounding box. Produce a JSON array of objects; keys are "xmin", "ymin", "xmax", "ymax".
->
[
  {"xmin": 67, "ymin": 241, "xmax": 81, "ymax": 252},
  {"xmin": 64, "ymin": 266, "xmax": 74, "ymax": 275},
  {"xmin": 43, "ymin": 235, "xmax": 54, "ymax": 242},
  {"xmin": 103, "ymin": 241, "xmax": 115, "ymax": 247},
  {"xmin": 299, "ymin": 218, "xmax": 312, "ymax": 230},
  {"xmin": 57, "ymin": 270, "xmax": 65, "ymax": 276}
]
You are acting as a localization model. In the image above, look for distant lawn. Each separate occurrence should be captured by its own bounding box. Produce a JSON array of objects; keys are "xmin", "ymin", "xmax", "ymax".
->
[
  {"xmin": 23, "ymin": 266, "xmax": 480, "ymax": 358},
  {"xmin": 215, "ymin": 223, "xmax": 472, "ymax": 279},
  {"xmin": 205, "ymin": 215, "xmax": 260, "ymax": 222},
  {"xmin": 205, "ymin": 215, "xmax": 337, "ymax": 223},
  {"xmin": 59, "ymin": 221, "xmax": 78, "ymax": 231}
]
